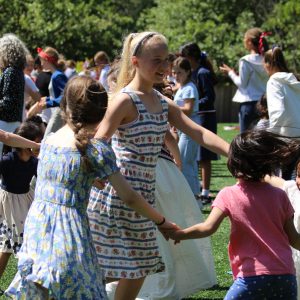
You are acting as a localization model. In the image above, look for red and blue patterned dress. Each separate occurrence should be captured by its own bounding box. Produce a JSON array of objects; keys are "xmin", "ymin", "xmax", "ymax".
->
[{"xmin": 88, "ymin": 88, "xmax": 169, "ymax": 279}]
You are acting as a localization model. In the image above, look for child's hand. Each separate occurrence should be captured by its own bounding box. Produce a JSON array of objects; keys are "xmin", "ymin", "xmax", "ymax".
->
[
  {"xmin": 27, "ymin": 102, "xmax": 42, "ymax": 118},
  {"xmin": 93, "ymin": 178, "xmax": 107, "ymax": 190},
  {"xmin": 174, "ymin": 159, "xmax": 182, "ymax": 170},
  {"xmin": 31, "ymin": 143, "xmax": 41, "ymax": 157},
  {"xmin": 167, "ymin": 229, "xmax": 185, "ymax": 244},
  {"xmin": 157, "ymin": 220, "xmax": 181, "ymax": 243},
  {"xmin": 219, "ymin": 64, "xmax": 233, "ymax": 74}
]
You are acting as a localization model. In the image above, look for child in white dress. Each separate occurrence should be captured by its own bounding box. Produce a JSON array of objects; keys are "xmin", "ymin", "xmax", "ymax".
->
[{"xmin": 265, "ymin": 158, "xmax": 300, "ymax": 299}]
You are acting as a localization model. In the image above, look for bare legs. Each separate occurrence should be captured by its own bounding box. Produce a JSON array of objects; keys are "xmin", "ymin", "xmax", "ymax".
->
[
  {"xmin": 200, "ymin": 160, "xmax": 211, "ymax": 191},
  {"xmin": 0, "ymin": 252, "xmax": 11, "ymax": 278}
]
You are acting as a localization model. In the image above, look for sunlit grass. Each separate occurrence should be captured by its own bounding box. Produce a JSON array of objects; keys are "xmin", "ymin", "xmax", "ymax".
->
[
  {"xmin": 185, "ymin": 123, "xmax": 238, "ymax": 300},
  {"xmin": 0, "ymin": 124, "xmax": 239, "ymax": 299}
]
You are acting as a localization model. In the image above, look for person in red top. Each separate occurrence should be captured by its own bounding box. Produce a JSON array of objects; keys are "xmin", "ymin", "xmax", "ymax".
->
[{"xmin": 168, "ymin": 130, "xmax": 300, "ymax": 300}]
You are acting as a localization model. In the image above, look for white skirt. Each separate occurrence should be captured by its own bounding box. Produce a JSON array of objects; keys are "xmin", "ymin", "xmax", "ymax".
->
[
  {"xmin": 0, "ymin": 189, "xmax": 34, "ymax": 254},
  {"xmin": 138, "ymin": 158, "xmax": 217, "ymax": 299},
  {"xmin": 284, "ymin": 181, "xmax": 300, "ymax": 300}
]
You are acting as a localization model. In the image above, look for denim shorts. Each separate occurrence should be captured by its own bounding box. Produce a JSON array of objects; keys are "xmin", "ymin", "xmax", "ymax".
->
[{"xmin": 224, "ymin": 274, "xmax": 297, "ymax": 300}]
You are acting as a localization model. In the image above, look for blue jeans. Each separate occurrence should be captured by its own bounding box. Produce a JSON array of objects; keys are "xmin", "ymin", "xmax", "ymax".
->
[
  {"xmin": 178, "ymin": 132, "xmax": 200, "ymax": 195},
  {"xmin": 225, "ymin": 274, "xmax": 297, "ymax": 300},
  {"xmin": 239, "ymin": 101, "xmax": 258, "ymax": 133}
]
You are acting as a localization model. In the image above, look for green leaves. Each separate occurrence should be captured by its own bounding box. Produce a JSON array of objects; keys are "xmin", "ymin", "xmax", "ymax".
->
[{"xmin": 0, "ymin": 0, "xmax": 298, "ymax": 74}]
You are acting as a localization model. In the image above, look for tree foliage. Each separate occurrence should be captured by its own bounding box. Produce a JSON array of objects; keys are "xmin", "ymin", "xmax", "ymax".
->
[
  {"xmin": 0, "ymin": 0, "xmax": 153, "ymax": 60},
  {"xmin": 0, "ymin": 0, "xmax": 298, "ymax": 72}
]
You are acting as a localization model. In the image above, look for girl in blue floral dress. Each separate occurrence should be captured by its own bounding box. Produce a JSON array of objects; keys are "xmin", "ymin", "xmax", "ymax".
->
[{"xmin": 6, "ymin": 76, "xmax": 174, "ymax": 300}]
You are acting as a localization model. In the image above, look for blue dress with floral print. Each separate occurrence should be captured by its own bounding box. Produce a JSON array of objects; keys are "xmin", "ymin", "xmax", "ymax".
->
[{"xmin": 6, "ymin": 138, "xmax": 119, "ymax": 299}]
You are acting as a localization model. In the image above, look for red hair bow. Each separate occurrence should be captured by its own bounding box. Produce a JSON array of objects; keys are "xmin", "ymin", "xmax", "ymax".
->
[{"xmin": 259, "ymin": 32, "xmax": 272, "ymax": 55}]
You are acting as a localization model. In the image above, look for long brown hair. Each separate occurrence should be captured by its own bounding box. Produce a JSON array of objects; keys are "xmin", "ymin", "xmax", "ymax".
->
[
  {"xmin": 264, "ymin": 47, "xmax": 290, "ymax": 73},
  {"xmin": 245, "ymin": 28, "xmax": 269, "ymax": 55},
  {"xmin": 60, "ymin": 76, "xmax": 108, "ymax": 169},
  {"xmin": 179, "ymin": 42, "xmax": 217, "ymax": 85}
]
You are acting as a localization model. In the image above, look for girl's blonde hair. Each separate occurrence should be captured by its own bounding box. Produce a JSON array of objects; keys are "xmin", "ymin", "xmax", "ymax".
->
[{"xmin": 115, "ymin": 32, "xmax": 167, "ymax": 93}]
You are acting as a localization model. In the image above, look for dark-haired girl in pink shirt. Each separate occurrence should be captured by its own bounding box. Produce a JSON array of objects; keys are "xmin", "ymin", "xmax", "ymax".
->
[{"xmin": 168, "ymin": 130, "xmax": 300, "ymax": 300}]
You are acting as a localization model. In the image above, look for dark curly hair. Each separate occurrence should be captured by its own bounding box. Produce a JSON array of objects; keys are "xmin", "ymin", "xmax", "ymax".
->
[{"xmin": 227, "ymin": 130, "xmax": 300, "ymax": 181}]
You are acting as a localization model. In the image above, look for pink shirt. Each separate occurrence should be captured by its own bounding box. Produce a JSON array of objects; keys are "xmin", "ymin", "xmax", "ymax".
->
[{"xmin": 212, "ymin": 181, "xmax": 295, "ymax": 279}]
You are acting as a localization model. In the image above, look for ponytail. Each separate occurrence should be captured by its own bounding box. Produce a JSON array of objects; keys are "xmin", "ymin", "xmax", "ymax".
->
[
  {"xmin": 245, "ymin": 28, "xmax": 270, "ymax": 55},
  {"xmin": 200, "ymin": 54, "xmax": 218, "ymax": 85},
  {"xmin": 258, "ymin": 32, "xmax": 272, "ymax": 55},
  {"xmin": 72, "ymin": 121, "xmax": 92, "ymax": 171},
  {"xmin": 264, "ymin": 47, "xmax": 290, "ymax": 73},
  {"xmin": 114, "ymin": 33, "xmax": 137, "ymax": 93}
]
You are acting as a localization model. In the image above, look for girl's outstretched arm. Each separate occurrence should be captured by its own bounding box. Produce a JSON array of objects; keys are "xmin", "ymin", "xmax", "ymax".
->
[
  {"xmin": 168, "ymin": 207, "xmax": 226, "ymax": 240},
  {"xmin": 0, "ymin": 130, "xmax": 40, "ymax": 149},
  {"xmin": 108, "ymin": 171, "xmax": 180, "ymax": 235},
  {"xmin": 284, "ymin": 217, "xmax": 300, "ymax": 250},
  {"xmin": 167, "ymin": 98, "xmax": 229, "ymax": 157}
]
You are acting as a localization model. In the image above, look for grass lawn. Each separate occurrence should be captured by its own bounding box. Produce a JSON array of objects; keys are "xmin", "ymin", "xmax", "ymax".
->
[
  {"xmin": 184, "ymin": 123, "xmax": 239, "ymax": 300},
  {"xmin": 0, "ymin": 123, "xmax": 239, "ymax": 299}
]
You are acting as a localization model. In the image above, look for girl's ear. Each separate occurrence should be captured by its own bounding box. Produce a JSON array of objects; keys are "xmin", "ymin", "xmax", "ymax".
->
[
  {"xmin": 131, "ymin": 56, "xmax": 138, "ymax": 67},
  {"xmin": 246, "ymin": 38, "xmax": 253, "ymax": 50}
]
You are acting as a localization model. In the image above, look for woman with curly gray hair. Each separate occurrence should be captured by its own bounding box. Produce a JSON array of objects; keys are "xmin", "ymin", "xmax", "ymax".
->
[{"xmin": 0, "ymin": 33, "xmax": 28, "ymax": 156}]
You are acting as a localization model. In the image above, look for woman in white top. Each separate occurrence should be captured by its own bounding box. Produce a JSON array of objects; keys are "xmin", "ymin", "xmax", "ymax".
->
[
  {"xmin": 264, "ymin": 47, "xmax": 300, "ymax": 138},
  {"xmin": 220, "ymin": 28, "xmax": 269, "ymax": 132},
  {"xmin": 173, "ymin": 56, "xmax": 201, "ymax": 197},
  {"xmin": 263, "ymin": 46, "xmax": 300, "ymax": 179}
]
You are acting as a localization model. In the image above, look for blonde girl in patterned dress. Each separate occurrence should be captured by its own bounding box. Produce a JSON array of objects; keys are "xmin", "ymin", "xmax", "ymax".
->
[
  {"xmin": 5, "ymin": 76, "xmax": 175, "ymax": 299},
  {"xmin": 88, "ymin": 31, "xmax": 229, "ymax": 300}
]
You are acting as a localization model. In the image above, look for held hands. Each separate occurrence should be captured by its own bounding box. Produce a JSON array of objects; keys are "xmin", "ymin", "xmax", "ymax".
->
[
  {"xmin": 27, "ymin": 97, "xmax": 46, "ymax": 118},
  {"xmin": 157, "ymin": 219, "xmax": 182, "ymax": 244},
  {"xmin": 93, "ymin": 178, "xmax": 107, "ymax": 190},
  {"xmin": 27, "ymin": 102, "xmax": 42, "ymax": 118},
  {"xmin": 219, "ymin": 64, "xmax": 234, "ymax": 75},
  {"xmin": 38, "ymin": 97, "xmax": 47, "ymax": 110}
]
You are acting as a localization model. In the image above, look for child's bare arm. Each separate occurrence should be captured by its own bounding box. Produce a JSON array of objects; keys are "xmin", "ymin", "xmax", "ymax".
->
[
  {"xmin": 167, "ymin": 99, "xmax": 229, "ymax": 157},
  {"xmin": 284, "ymin": 217, "xmax": 300, "ymax": 250},
  {"xmin": 164, "ymin": 130, "xmax": 181, "ymax": 169},
  {"xmin": 0, "ymin": 130, "xmax": 40, "ymax": 149},
  {"xmin": 168, "ymin": 207, "xmax": 226, "ymax": 240},
  {"xmin": 94, "ymin": 93, "xmax": 135, "ymax": 140}
]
